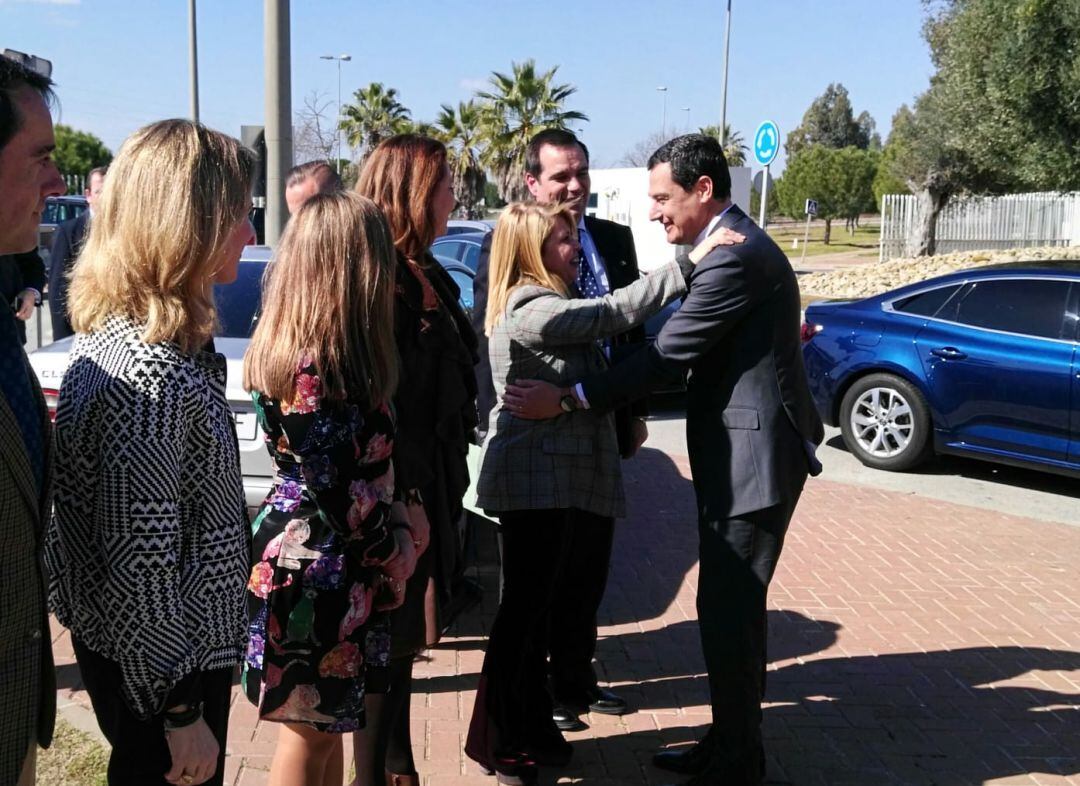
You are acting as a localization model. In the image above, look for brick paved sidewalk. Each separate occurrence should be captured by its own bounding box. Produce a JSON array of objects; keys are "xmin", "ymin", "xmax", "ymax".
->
[{"xmin": 50, "ymin": 446, "xmax": 1080, "ymax": 785}]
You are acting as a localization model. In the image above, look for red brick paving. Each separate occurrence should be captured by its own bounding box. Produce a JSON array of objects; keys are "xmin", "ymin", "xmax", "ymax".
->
[{"xmin": 49, "ymin": 446, "xmax": 1080, "ymax": 785}]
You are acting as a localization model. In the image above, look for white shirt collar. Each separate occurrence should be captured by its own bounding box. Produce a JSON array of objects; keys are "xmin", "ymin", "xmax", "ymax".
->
[{"xmin": 693, "ymin": 203, "xmax": 735, "ymax": 246}]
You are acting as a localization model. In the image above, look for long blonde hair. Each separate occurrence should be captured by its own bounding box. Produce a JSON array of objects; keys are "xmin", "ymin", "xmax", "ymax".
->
[
  {"xmin": 243, "ymin": 191, "xmax": 398, "ymax": 406},
  {"xmin": 68, "ymin": 119, "xmax": 255, "ymax": 354},
  {"xmin": 484, "ymin": 202, "xmax": 575, "ymax": 335}
]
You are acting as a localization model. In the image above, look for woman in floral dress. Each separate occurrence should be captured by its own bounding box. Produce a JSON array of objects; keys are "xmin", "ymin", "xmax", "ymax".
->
[{"xmin": 241, "ymin": 191, "xmax": 418, "ymax": 786}]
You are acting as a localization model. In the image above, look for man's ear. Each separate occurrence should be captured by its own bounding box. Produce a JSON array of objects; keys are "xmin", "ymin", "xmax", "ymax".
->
[
  {"xmin": 524, "ymin": 172, "xmax": 540, "ymax": 199},
  {"xmin": 695, "ymin": 175, "xmax": 714, "ymax": 204}
]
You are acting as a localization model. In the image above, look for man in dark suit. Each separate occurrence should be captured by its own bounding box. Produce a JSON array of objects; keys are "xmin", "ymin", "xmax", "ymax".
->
[
  {"xmin": 47, "ymin": 164, "xmax": 104, "ymax": 340},
  {"xmin": 506, "ymin": 134, "xmax": 824, "ymax": 785},
  {"xmin": 472, "ymin": 128, "xmax": 645, "ymax": 730},
  {"xmin": 0, "ymin": 52, "xmax": 65, "ymax": 786},
  {"xmin": 0, "ymin": 248, "xmax": 46, "ymax": 345}
]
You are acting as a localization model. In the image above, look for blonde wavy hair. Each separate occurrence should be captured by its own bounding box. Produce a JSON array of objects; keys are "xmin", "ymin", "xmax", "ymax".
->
[
  {"xmin": 484, "ymin": 201, "xmax": 575, "ymax": 335},
  {"xmin": 68, "ymin": 119, "xmax": 255, "ymax": 353},
  {"xmin": 243, "ymin": 191, "xmax": 399, "ymax": 406}
]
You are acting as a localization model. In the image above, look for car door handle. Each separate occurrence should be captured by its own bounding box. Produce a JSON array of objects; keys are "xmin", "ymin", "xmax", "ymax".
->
[{"xmin": 930, "ymin": 346, "xmax": 967, "ymax": 360}]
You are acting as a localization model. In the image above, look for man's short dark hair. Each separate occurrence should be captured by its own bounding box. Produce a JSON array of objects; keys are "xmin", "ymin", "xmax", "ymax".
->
[
  {"xmin": 87, "ymin": 165, "xmax": 108, "ymax": 182},
  {"xmin": 525, "ymin": 128, "xmax": 590, "ymax": 178},
  {"xmin": 286, "ymin": 160, "xmax": 342, "ymax": 190},
  {"xmin": 647, "ymin": 133, "xmax": 731, "ymax": 201},
  {"xmin": 0, "ymin": 53, "xmax": 55, "ymax": 153}
]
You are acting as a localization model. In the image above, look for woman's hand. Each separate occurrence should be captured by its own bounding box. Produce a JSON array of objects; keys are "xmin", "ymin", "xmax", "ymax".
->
[
  {"xmin": 406, "ymin": 501, "xmax": 431, "ymax": 558},
  {"xmin": 164, "ymin": 716, "xmax": 219, "ymax": 785},
  {"xmin": 502, "ymin": 380, "xmax": 564, "ymax": 420},
  {"xmin": 688, "ymin": 226, "xmax": 746, "ymax": 264},
  {"xmin": 383, "ymin": 528, "xmax": 417, "ymax": 581},
  {"xmin": 375, "ymin": 575, "xmax": 407, "ymax": 612}
]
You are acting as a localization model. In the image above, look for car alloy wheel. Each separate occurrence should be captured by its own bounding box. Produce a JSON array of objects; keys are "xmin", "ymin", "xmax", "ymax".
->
[
  {"xmin": 839, "ymin": 373, "xmax": 932, "ymax": 472},
  {"xmin": 849, "ymin": 387, "xmax": 913, "ymax": 458}
]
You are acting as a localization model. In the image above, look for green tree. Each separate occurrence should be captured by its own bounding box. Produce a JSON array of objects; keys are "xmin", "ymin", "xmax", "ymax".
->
[
  {"xmin": 872, "ymin": 127, "xmax": 911, "ymax": 209},
  {"xmin": 785, "ymin": 83, "xmax": 879, "ymax": 158},
  {"xmin": 339, "ymin": 82, "xmax": 412, "ymax": 162},
  {"xmin": 699, "ymin": 124, "xmax": 748, "ymax": 166},
  {"xmin": 777, "ymin": 145, "xmax": 877, "ymax": 244},
  {"xmin": 435, "ymin": 101, "xmax": 487, "ymax": 219},
  {"xmin": 475, "ymin": 59, "xmax": 587, "ymax": 203},
  {"xmin": 885, "ymin": 0, "xmax": 1080, "ymax": 255},
  {"xmin": 53, "ymin": 124, "xmax": 111, "ymax": 178}
]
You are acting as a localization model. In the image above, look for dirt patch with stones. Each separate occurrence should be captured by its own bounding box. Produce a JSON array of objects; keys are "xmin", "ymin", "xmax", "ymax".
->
[{"xmin": 800, "ymin": 245, "xmax": 1080, "ymax": 300}]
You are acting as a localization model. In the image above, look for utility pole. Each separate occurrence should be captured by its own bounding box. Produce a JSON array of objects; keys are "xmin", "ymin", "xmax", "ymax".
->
[
  {"xmin": 188, "ymin": 0, "xmax": 199, "ymax": 122},
  {"xmin": 719, "ymin": 0, "xmax": 732, "ymax": 148},
  {"xmin": 264, "ymin": 0, "xmax": 292, "ymax": 246}
]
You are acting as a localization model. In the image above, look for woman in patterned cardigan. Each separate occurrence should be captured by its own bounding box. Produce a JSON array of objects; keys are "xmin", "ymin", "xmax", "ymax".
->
[
  {"xmin": 46, "ymin": 119, "xmax": 256, "ymax": 786},
  {"xmin": 241, "ymin": 191, "xmax": 417, "ymax": 786}
]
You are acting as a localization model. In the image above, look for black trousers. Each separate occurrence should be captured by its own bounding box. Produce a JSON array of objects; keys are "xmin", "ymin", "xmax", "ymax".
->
[
  {"xmin": 547, "ymin": 509, "xmax": 615, "ymax": 703},
  {"xmin": 696, "ymin": 492, "xmax": 801, "ymax": 777},
  {"xmin": 72, "ymin": 638, "xmax": 233, "ymax": 786},
  {"xmin": 466, "ymin": 508, "xmax": 575, "ymax": 766}
]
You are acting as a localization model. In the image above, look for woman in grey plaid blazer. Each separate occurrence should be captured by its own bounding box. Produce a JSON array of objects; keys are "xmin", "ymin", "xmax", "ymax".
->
[{"xmin": 465, "ymin": 203, "xmax": 739, "ymax": 783}]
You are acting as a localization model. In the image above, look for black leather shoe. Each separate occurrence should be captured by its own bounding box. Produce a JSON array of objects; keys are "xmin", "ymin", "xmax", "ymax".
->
[
  {"xmin": 657, "ymin": 753, "xmax": 763, "ymax": 786},
  {"xmin": 652, "ymin": 739, "xmax": 714, "ymax": 775},
  {"xmin": 552, "ymin": 703, "xmax": 588, "ymax": 731},
  {"xmin": 587, "ymin": 687, "xmax": 629, "ymax": 716}
]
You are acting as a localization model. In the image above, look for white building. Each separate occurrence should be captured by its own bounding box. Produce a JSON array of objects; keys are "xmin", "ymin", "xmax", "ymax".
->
[{"xmin": 587, "ymin": 166, "xmax": 752, "ymax": 271}]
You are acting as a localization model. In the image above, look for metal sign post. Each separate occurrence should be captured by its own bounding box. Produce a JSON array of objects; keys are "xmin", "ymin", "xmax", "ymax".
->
[
  {"xmin": 800, "ymin": 198, "xmax": 817, "ymax": 265},
  {"xmin": 753, "ymin": 120, "xmax": 779, "ymax": 229}
]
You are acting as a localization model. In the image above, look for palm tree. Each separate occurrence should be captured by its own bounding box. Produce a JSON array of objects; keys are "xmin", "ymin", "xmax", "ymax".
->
[
  {"xmin": 339, "ymin": 82, "xmax": 412, "ymax": 161},
  {"xmin": 700, "ymin": 123, "xmax": 748, "ymax": 167},
  {"xmin": 435, "ymin": 101, "xmax": 487, "ymax": 219},
  {"xmin": 476, "ymin": 59, "xmax": 588, "ymax": 203}
]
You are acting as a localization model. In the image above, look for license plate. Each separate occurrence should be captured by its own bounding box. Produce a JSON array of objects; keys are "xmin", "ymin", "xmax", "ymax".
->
[{"xmin": 233, "ymin": 411, "xmax": 260, "ymax": 442}]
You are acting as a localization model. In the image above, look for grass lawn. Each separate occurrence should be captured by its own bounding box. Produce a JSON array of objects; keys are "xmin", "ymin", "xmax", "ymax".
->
[
  {"xmin": 767, "ymin": 218, "xmax": 879, "ymax": 259},
  {"xmin": 36, "ymin": 718, "xmax": 108, "ymax": 786}
]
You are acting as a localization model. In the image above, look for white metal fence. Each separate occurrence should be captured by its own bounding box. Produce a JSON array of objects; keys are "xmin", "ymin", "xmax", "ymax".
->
[{"xmin": 879, "ymin": 192, "xmax": 1080, "ymax": 261}]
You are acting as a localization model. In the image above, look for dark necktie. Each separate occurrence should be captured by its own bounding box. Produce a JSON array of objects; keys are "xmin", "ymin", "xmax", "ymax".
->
[
  {"xmin": 0, "ymin": 305, "xmax": 44, "ymax": 492},
  {"xmin": 576, "ymin": 250, "xmax": 603, "ymax": 300}
]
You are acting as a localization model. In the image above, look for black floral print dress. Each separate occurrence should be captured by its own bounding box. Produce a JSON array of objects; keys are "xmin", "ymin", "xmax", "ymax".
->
[{"xmin": 242, "ymin": 360, "xmax": 401, "ymax": 732}]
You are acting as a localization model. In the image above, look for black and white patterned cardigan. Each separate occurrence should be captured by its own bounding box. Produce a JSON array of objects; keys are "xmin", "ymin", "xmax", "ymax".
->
[{"xmin": 46, "ymin": 316, "xmax": 250, "ymax": 719}]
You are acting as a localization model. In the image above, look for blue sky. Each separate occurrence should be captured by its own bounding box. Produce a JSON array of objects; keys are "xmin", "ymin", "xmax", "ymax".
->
[{"xmin": 3, "ymin": 0, "xmax": 934, "ymax": 174}]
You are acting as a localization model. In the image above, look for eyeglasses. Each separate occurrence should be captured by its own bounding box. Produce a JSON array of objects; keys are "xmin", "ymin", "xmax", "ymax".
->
[{"xmin": 2, "ymin": 49, "xmax": 53, "ymax": 79}]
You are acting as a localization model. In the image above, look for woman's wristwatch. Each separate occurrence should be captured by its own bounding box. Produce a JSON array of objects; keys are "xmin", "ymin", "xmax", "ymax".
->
[{"xmin": 163, "ymin": 702, "xmax": 203, "ymax": 732}]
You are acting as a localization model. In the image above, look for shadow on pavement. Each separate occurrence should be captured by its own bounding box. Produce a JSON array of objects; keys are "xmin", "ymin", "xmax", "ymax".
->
[{"xmin": 560, "ymin": 644, "xmax": 1080, "ymax": 785}]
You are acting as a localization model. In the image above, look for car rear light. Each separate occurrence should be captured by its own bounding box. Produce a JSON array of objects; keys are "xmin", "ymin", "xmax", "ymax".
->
[
  {"xmin": 41, "ymin": 388, "xmax": 59, "ymax": 422},
  {"xmin": 800, "ymin": 322, "xmax": 823, "ymax": 343}
]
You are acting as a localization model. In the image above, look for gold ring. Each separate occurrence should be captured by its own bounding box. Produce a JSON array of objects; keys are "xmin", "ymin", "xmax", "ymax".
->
[{"xmin": 181, "ymin": 776, "xmax": 194, "ymax": 785}]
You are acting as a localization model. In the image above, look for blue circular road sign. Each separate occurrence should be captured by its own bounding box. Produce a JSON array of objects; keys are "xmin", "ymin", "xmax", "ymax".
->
[{"xmin": 753, "ymin": 120, "xmax": 780, "ymax": 167}]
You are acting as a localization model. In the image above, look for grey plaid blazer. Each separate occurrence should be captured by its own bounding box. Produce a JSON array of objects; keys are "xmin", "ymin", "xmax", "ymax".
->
[
  {"xmin": 0, "ymin": 355, "xmax": 55, "ymax": 784},
  {"xmin": 476, "ymin": 259, "xmax": 686, "ymax": 518}
]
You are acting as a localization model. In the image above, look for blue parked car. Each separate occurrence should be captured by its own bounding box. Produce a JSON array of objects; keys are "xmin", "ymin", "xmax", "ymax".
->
[{"xmin": 801, "ymin": 261, "xmax": 1080, "ymax": 476}]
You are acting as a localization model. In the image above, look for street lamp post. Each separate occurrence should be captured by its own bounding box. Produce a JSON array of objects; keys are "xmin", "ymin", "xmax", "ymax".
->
[
  {"xmin": 657, "ymin": 86, "xmax": 668, "ymax": 137},
  {"xmin": 320, "ymin": 54, "xmax": 351, "ymax": 172},
  {"xmin": 681, "ymin": 107, "xmax": 691, "ymax": 132},
  {"xmin": 188, "ymin": 0, "xmax": 199, "ymax": 122},
  {"xmin": 719, "ymin": 0, "xmax": 732, "ymax": 148}
]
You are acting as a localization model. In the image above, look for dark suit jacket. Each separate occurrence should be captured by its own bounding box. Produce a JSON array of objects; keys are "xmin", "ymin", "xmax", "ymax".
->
[
  {"xmin": 0, "ymin": 350, "xmax": 55, "ymax": 782},
  {"xmin": 582, "ymin": 205, "xmax": 824, "ymax": 519},
  {"xmin": 0, "ymin": 250, "xmax": 46, "ymax": 346},
  {"xmin": 48, "ymin": 211, "xmax": 89, "ymax": 341},
  {"xmin": 472, "ymin": 215, "xmax": 647, "ymax": 453}
]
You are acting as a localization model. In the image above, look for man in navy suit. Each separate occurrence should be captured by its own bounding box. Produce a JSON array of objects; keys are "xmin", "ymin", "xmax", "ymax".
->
[
  {"xmin": 507, "ymin": 134, "xmax": 824, "ymax": 785},
  {"xmin": 48, "ymin": 164, "xmax": 104, "ymax": 340}
]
